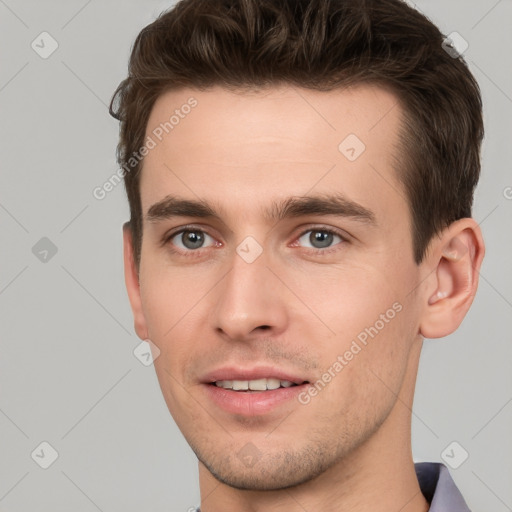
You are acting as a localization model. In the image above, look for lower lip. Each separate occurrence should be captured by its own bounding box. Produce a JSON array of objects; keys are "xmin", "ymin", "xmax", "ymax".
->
[{"xmin": 203, "ymin": 383, "xmax": 308, "ymax": 416}]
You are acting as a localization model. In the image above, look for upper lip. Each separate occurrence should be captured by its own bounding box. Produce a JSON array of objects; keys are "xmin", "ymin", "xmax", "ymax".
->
[{"xmin": 202, "ymin": 366, "xmax": 309, "ymax": 385}]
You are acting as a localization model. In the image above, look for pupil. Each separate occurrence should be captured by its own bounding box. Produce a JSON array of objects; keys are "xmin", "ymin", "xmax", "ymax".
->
[
  {"xmin": 311, "ymin": 231, "xmax": 332, "ymax": 248},
  {"xmin": 183, "ymin": 231, "xmax": 204, "ymax": 249}
]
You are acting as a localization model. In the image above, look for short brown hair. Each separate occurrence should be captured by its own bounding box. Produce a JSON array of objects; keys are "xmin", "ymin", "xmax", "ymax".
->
[{"xmin": 110, "ymin": 0, "xmax": 483, "ymax": 266}]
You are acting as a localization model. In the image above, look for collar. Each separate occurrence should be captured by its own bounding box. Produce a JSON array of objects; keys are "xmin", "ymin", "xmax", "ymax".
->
[{"xmin": 415, "ymin": 462, "xmax": 471, "ymax": 511}]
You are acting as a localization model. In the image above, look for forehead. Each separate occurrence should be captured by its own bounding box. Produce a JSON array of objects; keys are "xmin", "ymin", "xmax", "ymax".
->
[{"xmin": 140, "ymin": 84, "xmax": 406, "ymax": 226}]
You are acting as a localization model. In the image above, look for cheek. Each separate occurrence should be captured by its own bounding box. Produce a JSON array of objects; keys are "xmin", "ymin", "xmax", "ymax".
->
[
  {"xmin": 137, "ymin": 265, "xmax": 199, "ymax": 401},
  {"xmin": 288, "ymin": 260, "xmax": 404, "ymax": 339},
  {"xmin": 308, "ymin": 309, "xmax": 412, "ymax": 438},
  {"xmin": 141, "ymin": 271, "xmax": 201, "ymax": 423},
  {"xmin": 290, "ymin": 262, "xmax": 413, "ymax": 401},
  {"xmin": 138, "ymin": 254, "xmax": 204, "ymax": 339}
]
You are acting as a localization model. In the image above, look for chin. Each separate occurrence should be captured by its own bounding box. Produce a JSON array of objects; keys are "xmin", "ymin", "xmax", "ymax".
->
[{"xmin": 195, "ymin": 445, "xmax": 336, "ymax": 491}]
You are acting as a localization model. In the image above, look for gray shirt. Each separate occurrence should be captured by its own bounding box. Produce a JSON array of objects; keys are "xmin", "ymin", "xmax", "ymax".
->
[{"xmin": 195, "ymin": 462, "xmax": 470, "ymax": 511}]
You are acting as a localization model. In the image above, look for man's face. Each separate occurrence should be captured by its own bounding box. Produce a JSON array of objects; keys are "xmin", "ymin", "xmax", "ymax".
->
[{"xmin": 129, "ymin": 84, "xmax": 426, "ymax": 489}]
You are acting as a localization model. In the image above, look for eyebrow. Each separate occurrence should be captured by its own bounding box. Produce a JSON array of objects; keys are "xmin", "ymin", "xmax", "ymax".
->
[{"xmin": 146, "ymin": 193, "xmax": 376, "ymax": 226}]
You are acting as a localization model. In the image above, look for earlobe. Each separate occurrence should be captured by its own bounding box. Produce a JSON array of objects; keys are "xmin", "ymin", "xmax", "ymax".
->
[
  {"xmin": 419, "ymin": 219, "xmax": 485, "ymax": 339},
  {"xmin": 123, "ymin": 223, "xmax": 149, "ymax": 340}
]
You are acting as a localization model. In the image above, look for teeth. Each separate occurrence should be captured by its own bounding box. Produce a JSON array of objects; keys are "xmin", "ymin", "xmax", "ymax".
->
[
  {"xmin": 214, "ymin": 378, "xmax": 297, "ymax": 390},
  {"xmin": 266, "ymin": 378, "xmax": 280, "ymax": 390},
  {"xmin": 247, "ymin": 378, "xmax": 267, "ymax": 391},
  {"xmin": 232, "ymin": 380, "xmax": 249, "ymax": 390}
]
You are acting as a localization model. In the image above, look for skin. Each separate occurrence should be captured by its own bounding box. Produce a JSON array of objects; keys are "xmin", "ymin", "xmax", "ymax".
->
[{"xmin": 123, "ymin": 84, "xmax": 485, "ymax": 511}]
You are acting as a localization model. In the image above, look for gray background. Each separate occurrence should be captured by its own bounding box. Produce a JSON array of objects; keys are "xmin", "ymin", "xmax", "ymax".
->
[{"xmin": 0, "ymin": 0, "xmax": 511, "ymax": 510}]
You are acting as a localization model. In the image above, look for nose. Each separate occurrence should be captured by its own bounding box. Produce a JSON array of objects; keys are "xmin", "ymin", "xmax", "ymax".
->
[{"xmin": 210, "ymin": 246, "xmax": 289, "ymax": 342}]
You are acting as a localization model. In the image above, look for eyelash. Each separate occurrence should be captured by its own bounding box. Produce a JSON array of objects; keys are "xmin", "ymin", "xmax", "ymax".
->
[
  {"xmin": 291, "ymin": 227, "xmax": 347, "ymax": 256},
  {"xmin": 162, "ymin": 225, "xmax": 348, "ymax": 258}
]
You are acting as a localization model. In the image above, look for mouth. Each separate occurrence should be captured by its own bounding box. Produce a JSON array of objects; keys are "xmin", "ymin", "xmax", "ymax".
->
[
  {"xmin": 210, "ymin": 377, "xmax": 307, "ymax": 392},
  {"xmin": 201, "ymin": 370, "xmax": 310, "ymax": 416}
]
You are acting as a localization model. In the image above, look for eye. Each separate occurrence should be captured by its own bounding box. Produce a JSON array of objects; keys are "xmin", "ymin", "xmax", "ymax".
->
[
  {"xmin": 297, "ymin": 228, "xmax": 345, "ymax": 250},
  {"xmin": 169, "ymin": 229, "xmax": 216, "ymax": 251}
]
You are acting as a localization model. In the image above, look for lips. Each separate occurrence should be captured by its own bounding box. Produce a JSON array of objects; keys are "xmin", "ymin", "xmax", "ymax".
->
[
  {"xmin": 201, "ymin": 366, "xmax": 310, "ymax": 415},
  {"xmin": 202, "ymin": 367, "xmax": 308, "ymax": 386}
]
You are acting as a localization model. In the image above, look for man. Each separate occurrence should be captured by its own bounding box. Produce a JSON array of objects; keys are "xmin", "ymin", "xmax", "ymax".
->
[{"xmin": 110, "ymin": 0, "xmax": 485, "ymax": 510}]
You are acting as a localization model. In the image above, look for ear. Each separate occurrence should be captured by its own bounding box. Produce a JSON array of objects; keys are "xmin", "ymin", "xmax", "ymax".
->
[
  {"xmin": 419, "ymin": 218, "xmax": 485, "ymax": 339},
  {"xmin": 123, "ymin": 223, "xmax": 148, "ymax": 340}
]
